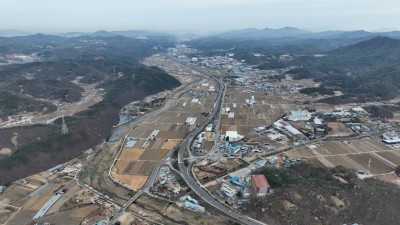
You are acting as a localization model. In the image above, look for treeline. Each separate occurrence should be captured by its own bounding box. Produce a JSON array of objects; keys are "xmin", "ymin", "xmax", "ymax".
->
[{"xmin": 300, "ymin": 87, "xmax": 335, "ymax": 96}]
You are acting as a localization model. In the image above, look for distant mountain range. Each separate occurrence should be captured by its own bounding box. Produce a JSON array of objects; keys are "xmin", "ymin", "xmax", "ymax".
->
[
  {"xmin": 2, "ymin": 27, "xmax": 400, "ymax": 40},
  {"xmin": 210, "ymin": 27, "xmax": 400, "ymax": 40},
  {"xmin": 58, "ymin": 30, "xmax": 171, "ymax": 38},
  {"xmin": 0, "ymin": 29, "xmax": 33, "ymax": 37},
  {"xmin": 0, "ymin": 29, "xmax": 171, "ymax": 38}
]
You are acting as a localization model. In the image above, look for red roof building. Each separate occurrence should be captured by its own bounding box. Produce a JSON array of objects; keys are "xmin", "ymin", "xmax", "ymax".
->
[{"xmin": 251, "ymin": 174, "xmax": 270, "ymax": 196}]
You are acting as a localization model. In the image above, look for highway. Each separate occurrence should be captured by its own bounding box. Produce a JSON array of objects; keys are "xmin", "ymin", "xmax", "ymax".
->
[
  {"xmin": 108, "ymin": 58, "xmax": 265, "ymax": 225},
  {"xmin": 107, "ymin": 77, "xmax": 208, "ymax": 224},
  {"xmin": 176, "ymin": 72, "xmax": 266, "ymax": 225}
]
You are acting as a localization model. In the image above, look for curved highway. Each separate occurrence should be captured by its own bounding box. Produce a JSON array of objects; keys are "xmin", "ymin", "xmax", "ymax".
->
[{"xmin": 177, "ymin": 74, "xmax": 265, "ymax": 225}]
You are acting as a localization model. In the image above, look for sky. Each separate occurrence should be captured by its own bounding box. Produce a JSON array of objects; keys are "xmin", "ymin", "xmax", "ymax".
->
[{"xmin": 0, "ymin": 0, "xmax": 400, "ymax": 34}]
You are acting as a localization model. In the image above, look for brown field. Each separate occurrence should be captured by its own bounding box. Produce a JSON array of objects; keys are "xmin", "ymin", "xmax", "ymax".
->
[
  {"xmin": 347, "ymin": 153, "xmax": 394, "ymax": 174},
  {"xmin": 70, "ymin": 205, "xmax": 98, "ymax": 218},
  {"xmin": 114, "ymin": 160, "xmax": 130, "ymax": 174},
  {"xmin": 111, "ymin": 173, "xmax": 148, "ymax": 190},
  {"xmin": 128, "ymin": 129, "xmax": 149, "ymax": 139},
  {"xmin": 122, "ymin": 161, "xmax": 157, "ymax": 176},
  {"xmin": 285, "ymin": 150, "xmax": 304, "ymax": 158},
  {"xmin": 298, "ymin": 148, "xmax": 316, "ymax": 157},
  {"xmin": 37, "ymin": 209, "xmax": 82, "ymax": 225},
  {"xmin": 376, "ymin": 151, "xmax": 400, "ymax": 165},
  {"xmin": 324, "ymin": 155, "xmax": 361, "ymax": 170},
  {"xmin": 1, "ymin": 185, "xmax": 33, "ymax": 207},
  {"xmin": 119, "ymin": 148, "xmax": 144, "ymax": 160},
  {"xmin": 139, "ymin": 149, "xmax": 170, "ymax": 161},
  {"xmin": 161, "ymin": 139, "xmax": 180, "ymax": 150},
  {"xmin": 5, "ymin": 209, "xmax": 35, "ymax": 225},
  {"xmin": 320, "ymin": 141, "xmax": 357, "ymax": 155},
  {"xmin": 24, "ymin": 193, "xmax": 53, "ymax": 211},
  {"xmin": 220, "ymin": 87, "xmax": 296, "ymax": 138},
  {"xmin": 146, "ymin": 139, "xmax": 165, "ymax": 149},
  {"xmin": 157, "ymin": 131, "xmax": 187, "ymax": 139},
  {"xmin": 131, "ymin": 139, "xmax": 146, "ymax": 148},
  {"xmin": 351, "ymin": 139, "xmax": 391, "ymax": 152},
  {"xmin": 288, "ymin": 140, "xmax": 399, "ymax": 175},
  {"xmin": 307, "ymin": 158, "xmax": 326, "ymax": 167}
]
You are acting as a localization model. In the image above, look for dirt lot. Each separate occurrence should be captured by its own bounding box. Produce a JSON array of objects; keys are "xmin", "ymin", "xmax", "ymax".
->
[{"xmin": 327, "ymin": 122, "xmax": 354, "ymax": 137}]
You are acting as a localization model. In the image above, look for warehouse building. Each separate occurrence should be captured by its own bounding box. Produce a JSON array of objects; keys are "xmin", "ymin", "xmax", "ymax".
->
[
  {"xmin": 286, "ymin": 110, "xmax": 311, "ymax": 121},
  {"xmin": 251, "ymin": 174, "xmax": 270, "ymax": 196}
]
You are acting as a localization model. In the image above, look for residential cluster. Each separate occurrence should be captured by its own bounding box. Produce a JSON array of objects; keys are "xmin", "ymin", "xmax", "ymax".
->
[{"xmin": 150, "ymin": 166, "xmax": 181, "ymax": 199}]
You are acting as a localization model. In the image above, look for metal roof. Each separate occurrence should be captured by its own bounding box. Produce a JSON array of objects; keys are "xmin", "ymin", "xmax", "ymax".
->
[{"xmin": 252, "ymin": 175, "xmax": 270, "ymax": 189}]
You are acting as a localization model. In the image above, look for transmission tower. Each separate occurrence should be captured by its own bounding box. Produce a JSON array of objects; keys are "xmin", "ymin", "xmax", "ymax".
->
[{"xmin": 61, "ymin": 116, "xmax": 69, "ymax": 134}]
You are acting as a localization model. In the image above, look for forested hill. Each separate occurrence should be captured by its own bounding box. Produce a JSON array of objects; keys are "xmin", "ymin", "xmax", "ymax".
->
[
  {"xmin": 0, "ymin": 33, "xmax": 180, "ymax": 184},
  {"xmin": 0, "ymin": 66, "xmax": 180, "ymax": 184}
]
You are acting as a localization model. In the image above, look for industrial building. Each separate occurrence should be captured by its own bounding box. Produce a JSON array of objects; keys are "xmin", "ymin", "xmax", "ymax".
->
[
  {"xmin": 225, "ymin": 131, "xmax": 243, "ymax": 142},
  {"xmin": 382, "ymin": 132, "xmax": 400, "ymax": 144},
  {"xmin": 251, "ymin": 175, "xmax": 270, "ymax": 196},
  {"xmin": 286, "ymin": 110, "xmax": 311, "ymax": 121},
  {"xmin": 273, "ymin": 119, "xmax": 307, "ymax": 141}
]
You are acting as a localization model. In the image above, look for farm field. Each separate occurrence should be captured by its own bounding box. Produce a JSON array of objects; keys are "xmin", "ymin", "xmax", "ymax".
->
[
  {"xmin": 111, "ymin": 80, "xmax": 217, "ymax": 190},
  {"xmin": 220, "ymin": 87, "xmax": 296, "ymax": 137},
  {"xmin": 286, "ymin": 139, "xmax": 399, "ymax": 175}
]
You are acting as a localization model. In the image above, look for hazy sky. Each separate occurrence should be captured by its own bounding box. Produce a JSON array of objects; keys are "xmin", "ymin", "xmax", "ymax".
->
[{"xmin": 1, "ymin": 0, "xmax": 399, "ymax": 33}]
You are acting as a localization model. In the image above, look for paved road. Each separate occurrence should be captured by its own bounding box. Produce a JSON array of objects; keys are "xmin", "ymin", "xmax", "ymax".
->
[
  {"xmin": 108, "ymin": 59, "xmax": 265, "ymax": 225},
  {"xmin": 107, "ymin": 77, "xmax": 209, "ymax": 224},
  {"xmin": 175, "ymin": 72, "xmax": 265, "ymax": 225},
  {"xmin": 108, "ymin": 162, "xmax": 164, "ymax": 224}
]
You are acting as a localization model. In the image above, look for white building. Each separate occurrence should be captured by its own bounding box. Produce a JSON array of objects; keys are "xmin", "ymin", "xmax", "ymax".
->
[
  {"xmin": 352, "ymin": 107, "xmax": 368, "ymax": 114},
  {"xmin": 382, "ymin": 132, "xmax": 400, "ymax": 144},
  {"xmin": 313, "ymin": 118, "xmax": 323, "ymax": 126},
  {"xmin": 273, "ymin": 119, "xmax": 307, "ymax": 141},
  {"xmin": 221, "ymin": 183, "xmax": 238, "ymax": 197},
  {"xmin": 287, "ymin": 110, "xmax": 312, "ymax": 121},
  {"xmin": 225, "ymin": 131, "xmax": 243, "ymax": 142},
  {"xmin": 185, "ymin": 117, "xmax": 197, "ymax": 125}
]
